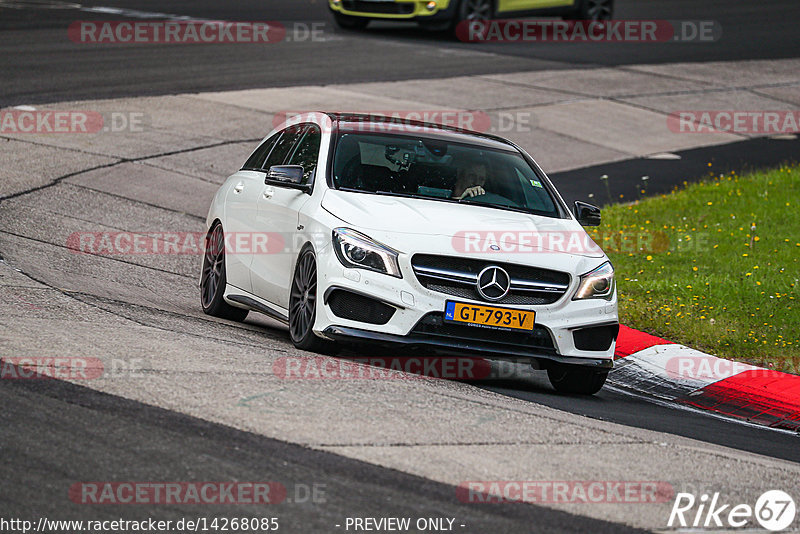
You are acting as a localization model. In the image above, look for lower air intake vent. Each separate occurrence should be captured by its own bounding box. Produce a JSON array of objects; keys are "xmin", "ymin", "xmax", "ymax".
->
[
  {"xmin": 341, "ymin": 1, "xmax": 414, "ymax": 14},
  {"xmin": 327, "ymin": 289, "xmax": 396, "ymax": 325},
  {"xmin": 573, "ymin": 324, "xmax": 619, "ymax": 351}
]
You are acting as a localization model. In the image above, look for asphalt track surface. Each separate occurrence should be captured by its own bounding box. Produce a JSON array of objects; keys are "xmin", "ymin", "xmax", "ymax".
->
[
  {"xmin": 479, "ymin": 374, "xmax": 800, "ymax": 464},
  {"xmin": 1, "ymin": 370, "xmax": 641, "ymax": 532},
  {"xmin": 2, "ymin": 1, "xmax": 800, "ymax": 531},
  {"xmin": 551, "ymin": 135, "xmax": 800, "ymax": 207},
  {"xmin": 0, "ymin": 125, "xmax": 798, "ymax": 529},
  {"xmin": 2, "ymin": 0, "xmax": 800, "ymax": 105}
]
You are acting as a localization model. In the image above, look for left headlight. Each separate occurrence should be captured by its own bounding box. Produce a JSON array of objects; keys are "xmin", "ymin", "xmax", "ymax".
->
[
  {"xmin": 573, "ymin": 261, "xmax": 615, "ymax": 300},
  {"xmin": 332, "ymin": 228, "xmax": 402, "ymax": 278}
]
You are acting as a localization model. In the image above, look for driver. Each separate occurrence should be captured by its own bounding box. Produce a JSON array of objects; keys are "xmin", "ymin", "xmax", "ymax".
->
[{"xmin": 451, "ymin": 157, "xmax": 488, "ymax": 200}]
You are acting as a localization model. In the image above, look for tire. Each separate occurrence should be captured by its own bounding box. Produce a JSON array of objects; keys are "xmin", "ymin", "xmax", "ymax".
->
[
  {"xmin": 547, "ymin": 365, "xmax": 608, "ymax": 395},
  {"xmin": 200, "ymin": 223, "xmax": 249, "ymax": 322},
  {"xmin": 332, "ymin": 11, "xmax": 370, "ymax": 30},
  {"xmin": 453, "ymin": 0, "xmax": 493, "ymax": 39},
  {"xmin": 289, "ymin": 247, "xmax": 337, "ymax": 353},
  {"xmin": 571, "ymin": 0, "xmax": 614, "ymax": 22}
]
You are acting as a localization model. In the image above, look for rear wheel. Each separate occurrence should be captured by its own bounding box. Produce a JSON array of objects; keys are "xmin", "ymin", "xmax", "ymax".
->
[
  {"xmin": 200, "ymin": 224, "xmax": 249, "ymax": 322},
  {"xmin": 571, "ymin": 0, "xmax": 613, "ymax": 21},
  {"xmin": 332, "ymin": 11, "xmax": 370, "ymax": 30},
  {"xmin": 289, "ymin": 248, "xmax": 337, "ymax": 353},
  {"xmin": 547, "ymin": 365, "xmax": 608, "ymax": 395}
]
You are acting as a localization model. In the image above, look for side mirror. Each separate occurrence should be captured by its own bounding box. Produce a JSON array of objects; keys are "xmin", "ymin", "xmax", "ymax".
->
[
  {"xmin": 574, "ymin": 200, "xmax": 601, "ymax": 226},
  {"xmin": 266, "ymin": 165, "xmax": 311, "ymax": 193}
]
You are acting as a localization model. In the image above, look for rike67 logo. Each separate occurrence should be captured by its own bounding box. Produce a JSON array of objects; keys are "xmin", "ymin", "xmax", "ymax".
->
[{"xmin": 669, "ymin": 490, "xmax": 796, "ymax": 531}]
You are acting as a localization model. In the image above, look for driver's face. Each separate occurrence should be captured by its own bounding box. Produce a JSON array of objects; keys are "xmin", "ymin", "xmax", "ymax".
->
[{"xmin": 463, "ymin": 165, "xmax": 487, "ymax": 184}]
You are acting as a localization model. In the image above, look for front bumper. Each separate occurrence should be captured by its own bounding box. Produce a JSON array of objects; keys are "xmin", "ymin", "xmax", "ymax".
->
[
  {"xmin": 329, "ymin": 0, "xmax": 457, "ymax": 21},
  {"xmin": 314, "ymin": 245, "xmax": 619, "ymax": 367},
  {"xmin": 322, "ymin": 324, "xmax": 615, "ymax": 371}
]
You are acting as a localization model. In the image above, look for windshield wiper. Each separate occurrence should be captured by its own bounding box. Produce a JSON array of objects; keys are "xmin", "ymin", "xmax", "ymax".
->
[
  {"xmin": 339, "ymin": 188, "xmax": 553, "ymax": 217},
  {"xmin": 458, "ymin": 197, "xmax": 530, "ymax": 213},
  {"xmin": 458, "ymin": 197, "xmax": 540, "ymax": 215},
  {"xmin": 374, "ymin": 190, "xmax": 431, "ymax": 200},
  {"xmin": 337, "ymin": 188, "xmax": 426, "ymax": 199}
]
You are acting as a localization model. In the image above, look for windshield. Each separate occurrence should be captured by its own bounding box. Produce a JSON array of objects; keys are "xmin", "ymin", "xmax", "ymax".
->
[{"xmin": 331, "ymin": 132, "xmax": 562, "ymax": 218}]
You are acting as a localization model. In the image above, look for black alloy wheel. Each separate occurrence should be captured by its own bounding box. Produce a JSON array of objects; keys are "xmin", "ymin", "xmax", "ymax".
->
[{"xmin": 200, "ymin": 223, "xmax": 249, "ymax": 322}]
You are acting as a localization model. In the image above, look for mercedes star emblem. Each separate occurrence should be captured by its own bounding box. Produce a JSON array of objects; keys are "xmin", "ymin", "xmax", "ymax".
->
[{"xmin": 476, "ymin": 266, "xmax": 511, "ymax": 301}]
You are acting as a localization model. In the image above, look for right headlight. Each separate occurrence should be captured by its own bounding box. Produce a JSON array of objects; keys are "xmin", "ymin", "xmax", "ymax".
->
[
  {"xmin": 573, "ymin": 261, "xmax": 615, "ymax": 300},
  {"xmin": 332, "ymin": 228, "xmax": 402, "ymax": 278}
]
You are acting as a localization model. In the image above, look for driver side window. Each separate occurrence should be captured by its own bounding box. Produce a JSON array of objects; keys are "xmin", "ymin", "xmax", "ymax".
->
[
  {"xmin": 263, "ymin": 126, "xmax": 304, "ymax": 170},
  {"xmin": 242, "ymin": 132, "xmax": 280, "ymax": 171},
  {"xmin": 286, "ymin": 125, "xmax": 322, "ymax": 184}
]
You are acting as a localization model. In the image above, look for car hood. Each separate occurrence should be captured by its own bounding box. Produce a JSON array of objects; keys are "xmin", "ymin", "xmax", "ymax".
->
[{"xmin": 321, "ymin": 189, "xmax": 605, "ymax": 258}]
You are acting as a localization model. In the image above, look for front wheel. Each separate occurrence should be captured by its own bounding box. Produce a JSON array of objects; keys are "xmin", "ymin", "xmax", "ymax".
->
[
  {"xmin": 289, "ymin": 248, "xmax": 337, "ymax": 353},
  {"xmin": 453, "ymin": 0, "xmax": 493, "ymax": 39},
  {"xmin": 547, "ymin": 365, "xmax": 608, "ymax": 395},
  {"xmin": 458, "ymin": 0, "xmax": 493, "ymax": 24}
]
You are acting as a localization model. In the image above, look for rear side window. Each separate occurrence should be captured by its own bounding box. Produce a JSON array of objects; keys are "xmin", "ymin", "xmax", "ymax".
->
[
  {"xmin": 242, "ymin": 132, "xmax": 280, "ymax": 170},
  {"xmin": 286, "ymin": 125, "xmax": 322, "ymax": 184}
]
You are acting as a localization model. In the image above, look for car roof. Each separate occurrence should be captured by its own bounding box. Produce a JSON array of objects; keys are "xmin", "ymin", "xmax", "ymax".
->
[{"xmin": 324, "ymin": 112, "xmax": 518, "ymax": 152}]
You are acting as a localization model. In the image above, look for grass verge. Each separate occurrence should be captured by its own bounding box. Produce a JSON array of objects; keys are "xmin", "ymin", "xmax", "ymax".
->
[{"xmin": 587, "ymin": 163, "xmax": 799, "ymax": 373}]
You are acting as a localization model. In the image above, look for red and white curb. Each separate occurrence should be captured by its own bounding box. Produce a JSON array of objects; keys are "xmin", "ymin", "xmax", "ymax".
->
[{"xmin": 610, "ymin": 326, "xmax": 800, "ymax": 432}]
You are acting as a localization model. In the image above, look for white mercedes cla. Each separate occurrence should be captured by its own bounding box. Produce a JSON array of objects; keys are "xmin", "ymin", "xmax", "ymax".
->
[{"xmin": 201, "ymin": 112, "xmax": 618, "ymax": 394}]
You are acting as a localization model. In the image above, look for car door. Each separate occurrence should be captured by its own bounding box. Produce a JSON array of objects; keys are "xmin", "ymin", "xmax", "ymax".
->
[
  {"xmin": 250, "ymin": 124, "xmax": 320, "ymax": 307},
  {"xmin": 223, "ymin": 132, "xmax": 280, "ymax": 292}
]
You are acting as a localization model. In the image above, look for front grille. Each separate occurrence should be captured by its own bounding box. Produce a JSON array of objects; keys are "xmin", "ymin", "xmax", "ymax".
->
[
  {"xmin": 327, "ymin": 290, "xmax": 395, "ymax": 325},
  {"xmin": 411, "ymin": 313, "xmax": 556, "ymax": 352},
  {"xmin": 341, "ymin": 1, "xmax": 415, "ymax": 14},
  {"xmin": 411, "ymin": 254, "xmax": 570, "ymax": 305}
]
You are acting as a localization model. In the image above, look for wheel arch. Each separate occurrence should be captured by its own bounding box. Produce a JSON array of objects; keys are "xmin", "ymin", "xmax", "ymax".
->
[{"xmin": 288, "ymin": 240, "xmax": 318, "ymax": 303}]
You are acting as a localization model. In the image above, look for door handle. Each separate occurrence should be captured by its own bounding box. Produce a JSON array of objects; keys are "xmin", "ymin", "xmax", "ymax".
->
[
  {"xmin": 233, "ymin": 181, "xmax": 245, "ymax": 194},
  {"xmin": 262, "ymin": 187, "xmax": 275, "ymax": 199}
]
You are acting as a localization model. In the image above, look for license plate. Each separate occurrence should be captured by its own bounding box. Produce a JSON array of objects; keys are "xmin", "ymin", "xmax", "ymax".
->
[{"xmin": 444, "ymin": 301, "xmax": 535, "ymax": 331}]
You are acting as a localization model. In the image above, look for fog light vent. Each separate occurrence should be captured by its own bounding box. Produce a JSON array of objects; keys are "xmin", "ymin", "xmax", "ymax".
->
[
  {"xmin": 573, "ymin": 324, "xmax": 619, "ymax": 351},
  {"xmin": 328, "ymin": 289, "xmax": 396, "ymax": 325}
]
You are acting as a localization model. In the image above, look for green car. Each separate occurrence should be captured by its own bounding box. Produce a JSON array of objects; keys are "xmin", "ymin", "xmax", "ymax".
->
[{"xmin": 329, "ymin": 0, "xmax": 614, "ymax": 31}]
